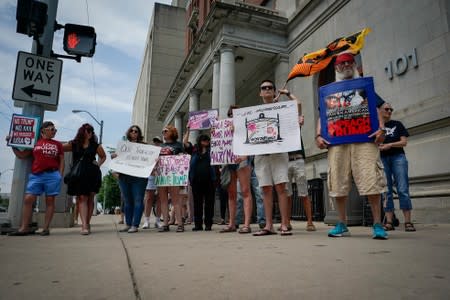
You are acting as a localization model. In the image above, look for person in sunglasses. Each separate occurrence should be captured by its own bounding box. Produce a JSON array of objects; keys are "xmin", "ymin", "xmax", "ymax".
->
[
  {"xmin": 7, "ymin": 121, "xmax": 64, "ymax": 236},
  {"xmin": 379, "ymin": 103, "xmax": 415, "ymax": 232},
  {"xmin": 63, "ymin": 123, "xmax": 106, "ymax": 235}
]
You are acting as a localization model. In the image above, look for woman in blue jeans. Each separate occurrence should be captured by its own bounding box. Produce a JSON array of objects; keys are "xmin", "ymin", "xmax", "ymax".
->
[{"xmin": 379, "ymin": 103, "xmax": 415, "ymax": 232}]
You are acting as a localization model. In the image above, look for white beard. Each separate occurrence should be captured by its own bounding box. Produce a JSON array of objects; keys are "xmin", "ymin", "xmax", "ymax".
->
[{"xmin": 335, "ymin": 66, "xmax": 360, "ymax": 81}]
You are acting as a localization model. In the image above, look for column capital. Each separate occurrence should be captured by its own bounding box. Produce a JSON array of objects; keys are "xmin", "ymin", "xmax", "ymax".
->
[
  {"xmin": 189, "ymin": 88, "xmax": 203, "ymax": 97},
  {"xmin": 213, "ymin": 53, "xmax": 220, "ymax": 63},
  {"xmin": 273, "ymin": 53, "xmax": 289, "ymax": 64},
  {"xmin": 219, "ymin": 44, "xmax": 235, "ymax": 54}
]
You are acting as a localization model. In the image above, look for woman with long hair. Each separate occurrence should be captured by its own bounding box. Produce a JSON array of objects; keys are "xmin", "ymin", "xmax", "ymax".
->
[{"xmin": 64, "ymin": 123, "xmax": 106, "ymax": 235}]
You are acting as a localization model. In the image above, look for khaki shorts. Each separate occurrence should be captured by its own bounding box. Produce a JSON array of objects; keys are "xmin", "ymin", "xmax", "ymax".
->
[
  {"xmin": 254, "ymin": 153, "xmax": 289, "ymax": 187},
  {"xmin": 328, "ymin": 143, "xmax": 386, "ymax": 197},
  {"xmin": 287, "ymin": 158, "xmax": 308, "ymax": 197}
]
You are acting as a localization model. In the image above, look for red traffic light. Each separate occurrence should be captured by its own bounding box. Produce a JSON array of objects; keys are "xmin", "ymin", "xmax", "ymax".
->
[{"xmin": 63, "ymin": 23, "xmax": 96, "ymax": 57}]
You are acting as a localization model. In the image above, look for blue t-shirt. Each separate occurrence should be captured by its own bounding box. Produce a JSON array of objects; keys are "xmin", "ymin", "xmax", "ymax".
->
[{"xmin": 381, "ymin": 119, "xmax": 409, "ymax": 157}]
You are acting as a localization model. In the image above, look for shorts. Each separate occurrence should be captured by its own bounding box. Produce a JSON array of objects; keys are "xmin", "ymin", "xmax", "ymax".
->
[
  {"xmin": 26, "ymin": 171, "xmax": 62, "ymax": 196},
  {"xmin": 328, "ymin": 143, "xmax": 386, "ymax": 197},
  {"xmin": 254, "ymin": 153, "xmax": 288, "ymax": 187},
  {"xmin": 228, "ymin": 157, "xmax": 251, "ymax": 171},
  {"xmin": 287, "ymin": 158, "xmax": 308, "ymax": 197},
  {"xmin": 146, "ymin": 176, "xmax": 156, "ymax": 190}
]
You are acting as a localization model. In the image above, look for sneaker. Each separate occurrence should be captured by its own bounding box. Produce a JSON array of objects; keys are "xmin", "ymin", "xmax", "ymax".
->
[
  {"xmin": 119, "ymin": 226, "xmax": 131, "ymax": 232},
  {"xmin": 128, "ymin": 226, "xmax": 138, "ymax": 233},
  {"xmin": 154, "ymin": 220, "xmax": 161, "ymax": 229},
  {"xmin": 372, "ymin": 223, "xmax": 388, "ymax": 240},
  {"xmin": 328, "ymin": 222, "xmax": 349, "ymax": 237},
  {"xmin": 142, "ymin": 222, "xmax": 149, "ymax": 229}
]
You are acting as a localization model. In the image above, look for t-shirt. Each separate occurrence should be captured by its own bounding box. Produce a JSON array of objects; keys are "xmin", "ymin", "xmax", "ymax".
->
[
  {"xmin": 159, "ymin": 141, "xmax": 184, "ymax": 156},
  {"xmin": 380, "ymin": 120, "xmax": 409, "ymax": 157},
  {"xmin": 31, "ymin": 138, "xmax": 63, "ymax": 174}
]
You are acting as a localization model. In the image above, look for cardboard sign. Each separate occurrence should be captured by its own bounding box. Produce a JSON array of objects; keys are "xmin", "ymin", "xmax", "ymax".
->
[
  {"xmin": 319, "ymin": 77, "xmax": 379, "ymax": 145},
  {"xmin": 154, "ymin": 154, "xmax": 191, "ymax": 186},
  {"xmin": 7, "ymin": 114, "xmax": 40, "ymax": 149},
  {"xmin": 210, "ymin": 118, "xmax": 239, "ymax": 165},
  {"xmin": 188, "ymin": 109, "xmax": 218, "ymax": 130},
  {"xmin": 109, "ymin": 141, "xmax": 161, "ymax": 178},
  {"xmin": 232, "ymin": 100, "xmax": 301, "ymax": 155}
]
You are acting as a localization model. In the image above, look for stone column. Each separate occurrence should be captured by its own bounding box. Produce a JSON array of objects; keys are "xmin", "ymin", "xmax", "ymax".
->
[
  {"xmin": 274, "ymin": 53, "xmax": 290, "ymax": 92},
  {"xmin": 174, "ymin": 112, "xmax": 184, "ymax": 142},
  {"xmin": 218, "ymin": 46, "xmax": 235, "ymax": 119},
  {"xmin": 189, "ymin": 88, "xmax": 202, "ymax": 142},
  {"xmin": 211, "ymin": 54, "xmax": 220, "ymax": 110}
]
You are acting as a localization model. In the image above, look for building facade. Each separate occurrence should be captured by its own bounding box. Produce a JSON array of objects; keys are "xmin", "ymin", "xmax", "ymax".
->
[{"xmin": 133, "ymin": 0, "xmax": 450, "ymax": 223}]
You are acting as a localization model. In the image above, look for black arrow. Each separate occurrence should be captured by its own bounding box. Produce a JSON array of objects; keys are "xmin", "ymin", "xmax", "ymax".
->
[{"xmin": 21, "ymin": 84, "xmax": 51, "ymax": 98}]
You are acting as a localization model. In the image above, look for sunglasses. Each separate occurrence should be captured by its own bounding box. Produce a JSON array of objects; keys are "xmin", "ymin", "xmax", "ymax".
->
[
  {"xmin": 129, "ymin": 129, "xmax": 138, "ymax": 133},
  {"xmin": 260, "ymin": 85, "xmax": 274, "ymax": 91},
  {"xmin": 384, "ymin": 108, "xmax": 394, "ymax": 112}
]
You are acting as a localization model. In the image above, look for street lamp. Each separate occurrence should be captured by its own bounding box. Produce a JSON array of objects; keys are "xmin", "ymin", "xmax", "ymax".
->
[{"xmin": 72, "ymin": 110, "xmax": 103, "ymax": 144}]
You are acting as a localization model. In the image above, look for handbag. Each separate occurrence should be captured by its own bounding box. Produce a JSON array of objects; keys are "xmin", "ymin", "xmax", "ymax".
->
[{"xmin": 64, "ymin": 155, "xmax": 84, "ymax": 184}]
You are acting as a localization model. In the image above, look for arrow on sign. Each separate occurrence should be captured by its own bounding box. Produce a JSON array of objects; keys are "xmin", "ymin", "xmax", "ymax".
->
[{"xmin": 21, "ymin": 84, "xmax": 51, "ymax": 98}]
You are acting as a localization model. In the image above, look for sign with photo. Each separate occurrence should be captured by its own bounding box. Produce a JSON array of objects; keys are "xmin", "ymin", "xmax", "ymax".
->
[
  {"xmin": 188, "ymin": 109, "xmax": 218, "ymax": 130},
  {"xmin": 232, "ymin": 100, "xmax": 301, "ymax": 155},
  {"xmin": 7, "ymin": 114, "xmax": 40, "ymax": 149},
  {"xmin": 210, "ymin": 118, "xmax": 239, "ymax": 165},
  {"xmin": 154, "ymin": 154, "xmax": 191, "ymax": 186},
  {"xmin": 319, "ymin": 77, "xmax": 379, "ymax": 145},
  {"xmin": 109, "ymin": 141, "xmax": 161, "ymax": 178}
]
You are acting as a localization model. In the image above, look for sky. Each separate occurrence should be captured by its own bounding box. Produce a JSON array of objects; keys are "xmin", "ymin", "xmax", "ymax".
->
[{"xmin": 0, "ymin": 0, "xmax": 172, "ymax": 193}]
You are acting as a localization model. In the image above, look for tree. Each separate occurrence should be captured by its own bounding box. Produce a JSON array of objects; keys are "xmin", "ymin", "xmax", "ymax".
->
[{"xmin": 98, "ymin": 171, "xmax": 121, "ymax": 211}]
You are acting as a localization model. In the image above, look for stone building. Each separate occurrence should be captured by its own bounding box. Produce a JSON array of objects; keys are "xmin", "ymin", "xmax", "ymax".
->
[{"xmin": 133, "ymin": 0, "xmax": 450, "ymax": 223}]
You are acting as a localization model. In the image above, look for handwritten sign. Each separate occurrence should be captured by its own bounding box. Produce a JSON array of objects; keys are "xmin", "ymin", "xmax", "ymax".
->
[
  {"xmin": 188, "ymin": 109, "xmax": 218, "ymax": 130},
  {"xmin": 319, "ymin": 77, "xmax": 379, "ymax": 145},
  {"xmin": 154, "ymin": 154, "xmax": 191, "ymax": 186},
  {"xmin": 109, "ymin": 141, "xmax": 161, "ymax": 178},
  {"xmin": 7, "ymin": 114, "xmax": 40, "ymax": 149},
  {"xmin": 210, "ymin": 118, "xmax": 239, "ymax": 165},
  {"xmin": 232, "ymin": 100, "xmax": 301, "ymax": 155}
]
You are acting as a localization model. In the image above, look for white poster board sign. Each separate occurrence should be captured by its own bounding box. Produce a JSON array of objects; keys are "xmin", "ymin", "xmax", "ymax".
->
[
  {"xmin": 154, "ymin": 154, "xmax": 191, "ymax": 186},
  {"xmin": 109, "ymin": 141, "xmax": 161, "ymax": 178},
  {"xmin": 232, "ymin": 100, "xmax": 301, "ymax": 155},
  {"xmin": 210, "ymin": 118, "xmax": 239, "ymax": 165}
]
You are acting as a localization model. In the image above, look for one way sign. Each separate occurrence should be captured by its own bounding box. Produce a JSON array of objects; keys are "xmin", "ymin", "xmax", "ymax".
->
[{"xmin": 13, "ymin": 51, "xmax": 63, "ymax": 106}]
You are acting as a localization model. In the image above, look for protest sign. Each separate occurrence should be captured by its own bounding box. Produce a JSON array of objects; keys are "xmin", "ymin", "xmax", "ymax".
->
[
  {"xmin": 109, "ymin": 141, "xmax": 161, "ymax": 178},
  {"xmin": 232, "ymin": 100, "xmax": 301, "ymax": 155},
  {"xmin": 7, "ymin": 114, "xmax": 40, "ymax": 149},
  {"xmin": 188, "ymin": 109, "xmax": 218, "ymax": 130},
  {"xmin": 154, "ymin": 154, "xmax": 191, "ymax": 186},
  {"xmin": 319, "ymin": 77, "xmax": 379, "ymax": 145},
  {"xmin": 210, "ymin": 118, "xmax": 239, "ymax": 165}
]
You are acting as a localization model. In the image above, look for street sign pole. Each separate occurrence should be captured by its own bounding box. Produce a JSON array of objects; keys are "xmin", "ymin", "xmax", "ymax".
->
[{"xmin": 8, "ymin": 0, "xmax": 59, "ymax": 227}]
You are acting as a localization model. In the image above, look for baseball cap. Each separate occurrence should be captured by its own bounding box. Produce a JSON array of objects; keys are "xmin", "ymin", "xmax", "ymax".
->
[
  {"xmin": 334, "ymin": 53, "xmax": 355, "ymax": 65},
  {"xmin": 152, "ymin": 136, "xmax": 162, "ymax": 143}
]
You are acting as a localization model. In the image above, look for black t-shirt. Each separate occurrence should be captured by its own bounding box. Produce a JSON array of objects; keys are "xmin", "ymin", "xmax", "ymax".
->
[
  {"xmin": 380, "ymin": 120, "xmax": 409, "ymax": 157},
  {"xmin": 160, "ymin": 141, "xmax": 184, "ymax": 156}
]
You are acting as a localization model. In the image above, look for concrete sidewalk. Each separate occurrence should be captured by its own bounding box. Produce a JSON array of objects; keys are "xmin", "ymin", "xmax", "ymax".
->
[{"xmin": 1, "ymin": 215, "xmax": 449, "ymax": 300}]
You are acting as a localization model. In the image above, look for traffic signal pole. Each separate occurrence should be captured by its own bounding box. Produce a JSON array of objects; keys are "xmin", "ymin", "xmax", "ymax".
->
[{"xmin": 8, "ymin": 0, "xmax": 59, "ymax": 227}]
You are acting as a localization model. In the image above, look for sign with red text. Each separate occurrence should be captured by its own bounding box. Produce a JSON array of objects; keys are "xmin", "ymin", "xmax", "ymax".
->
[
  {"xmin": 319, "ymin": 77, "xmax": 379, "ymax": 145},
  {"xmin": 188, "ymin": 109, "xmax": 218, "ymax": 130},
  {"xmin": 210, "ymin": 118, "xmax": 239, "ymax": 165},
  {"xmin": 154, "ymin": 155, "xmax": 191, "ymax": 186},
  {"xmin": 7, "ymin": 114, "xmax": 40, "ymax": 149}
]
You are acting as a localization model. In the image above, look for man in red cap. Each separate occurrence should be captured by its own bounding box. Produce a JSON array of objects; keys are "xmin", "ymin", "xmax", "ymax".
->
[{"xmin": 315, "ymin": 52, "xmax": 388, "ymax": 240}]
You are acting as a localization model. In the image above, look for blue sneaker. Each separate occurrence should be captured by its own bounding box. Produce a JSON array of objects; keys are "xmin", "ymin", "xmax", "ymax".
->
[
  {"xmin": 328, "ymin": 222, "xmax": 349, "ymax": 237},
  {"xmin": 372, "ymin": 223, "xmax": 388, "ymax": 240}
]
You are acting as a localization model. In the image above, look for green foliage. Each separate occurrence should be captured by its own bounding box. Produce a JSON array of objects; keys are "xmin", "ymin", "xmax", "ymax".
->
[{"xmin": 98, "ymin": 171, "xmax": 121, "ymax": 211}]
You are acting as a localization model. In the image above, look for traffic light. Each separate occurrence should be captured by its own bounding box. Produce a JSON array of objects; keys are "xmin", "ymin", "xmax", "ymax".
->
[
  {"xmin": 16, "ymin": 0, "xmax": 48, "ymax": 37},
  {"xmin": 63, "ymin": 24, "xmax": 96, "ymax": 57}
]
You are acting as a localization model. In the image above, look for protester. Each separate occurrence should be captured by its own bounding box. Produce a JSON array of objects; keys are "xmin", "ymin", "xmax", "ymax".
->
[
  {"xmin": 252, "ymin": 80, "xmax": 293, "ymax": 236},
  {"xmin": 217, "ymin": 166, "xmax": 229, "ymax": 225},
  {"xmin": 7, "ymin": 121, "xmax": 64, "ymax": 236},
  {"xmin": 379, "ymin": 103, "xmax": 415, "ymax": 232},
  {"xmin": 157, "ymin": 125, "xmax": 185, "ymax": 232},
  {"xmin": 63, "ymin": 123, "xmax": 106, "ymax": 235},
  {"xmin": 220, "ymin": 105, "xmax": 254, "ymax": 234},
  {"xmin": 142, "ymin": 136, "xmax": 163, "ymax": 229},
  {"xmin": 114, "ymin": 125, "xmax": 148, "ymax": 233},
  {"xmin": 315, "ymin": 52, "xmax": 388, "ymax": 239},
  {"xmin": 184, "ymin": 128, "xmax": 217, "ymax": 231}
]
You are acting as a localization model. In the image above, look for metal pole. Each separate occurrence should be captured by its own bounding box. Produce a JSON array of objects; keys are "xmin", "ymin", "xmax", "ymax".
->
[
  {"xmin": 8, "ymin": 0, "xmax": 59, "ymax": 227},
  {"xmin": 99, "ymin": 120, "xmax": 103, "ymax": 144}
]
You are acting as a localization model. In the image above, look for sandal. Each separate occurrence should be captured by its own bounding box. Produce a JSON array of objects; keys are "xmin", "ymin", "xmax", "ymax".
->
[
  {"xmin": 219, "ymin": 226, "xmax": 236, "ymax": 233},
  {"xmin": 405, "ymin": 222, "xmax": 416, "ymax": 232},
  {"xmin": 277, "ymin": 224, "xmax": 293, "ymax": 231},
  {"xmin": 253, "ymin": 229, "xmax": 277, "ymax": 236},
  {"xmin": 306, "ymin": 224, "xmax": 316, "ymax": 232},
  {"xmin": 280, "ymin": 229, "xmax": 293, "ymax": 236},
  {"xmin": 383, "ymin": 222, "xmax": 395, "ymax": 231},
  {"xmin": 39, "ymin": 229, "xmax": 50, "ymax": 236},
  {"xmin": 238, "ymin": 226, "xmax": 252, "ymax": 234},
  {"xmin": 158, "ymin": 225, "xmax": 170, "ymax": 232},
  {"xmin": 176, "ymin": 225, "xmax": 184, "ymax": 232}
]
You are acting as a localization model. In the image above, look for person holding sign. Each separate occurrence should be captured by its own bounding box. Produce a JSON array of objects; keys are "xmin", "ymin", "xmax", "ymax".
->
[
  {"xmin": 315, "ymin": 53, "xmax": 388, "ymax": 239},
  {"xmin": 7, "ymin": 121, "xmax": 64, "ymax": 236},
  {"xmin": 63, "ymin": 123, "xmax": 106, "ymax": 235},
  {"xmin": 157, "ymin": 125, "xmax": 185, "ymax": 233}
]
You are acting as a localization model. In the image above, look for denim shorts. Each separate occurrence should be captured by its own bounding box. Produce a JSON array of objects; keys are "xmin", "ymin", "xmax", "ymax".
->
[
  {"xmin": 146, "ymin": 176, "xmax": 157, "ymax": 190},
  {"xmin": 228, "ymin": 157, "xmax": 251, "ymax": 171},
  {"xmin": 26, "ymin": 171, "xmax": 62, "ymax": 196}
]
